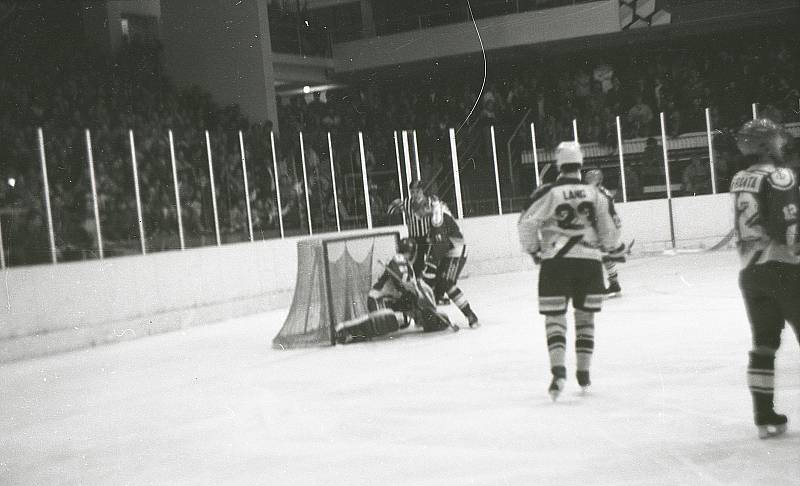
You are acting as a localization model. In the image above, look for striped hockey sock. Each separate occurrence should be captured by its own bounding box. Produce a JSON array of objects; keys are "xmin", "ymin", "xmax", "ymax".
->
[
  {"xmin": 748, "ymin": 351, "xmax": 776, "ymax": 415},
  {"xmin": 748, "ymin": 351, "xmax": 787, "ymax": 437},
  {"xmin": 448, "ymin": 286, "xmax": 474, "ymax": 318},
  {"xmin": 575, "ymin": 309, "xmax": 595, "ymax": 373},
  {"xmin": 545, "ymin": 314, "xmax": 567, "ymax": 370},
  {"xmin": 604, "ymin": 260, "xmax": 618, "ymax": 283}
]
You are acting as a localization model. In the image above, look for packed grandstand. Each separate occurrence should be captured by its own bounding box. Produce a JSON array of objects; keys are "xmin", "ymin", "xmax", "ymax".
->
[{"xmin": 0, "ymin": 0, "xmax": 797, "ymax": 266}]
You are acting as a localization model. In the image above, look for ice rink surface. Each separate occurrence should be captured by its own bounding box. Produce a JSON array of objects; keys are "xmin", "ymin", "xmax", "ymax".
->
[{"xmin": 1, "ymin": 250, "xmax": 798, "ymax": 485}]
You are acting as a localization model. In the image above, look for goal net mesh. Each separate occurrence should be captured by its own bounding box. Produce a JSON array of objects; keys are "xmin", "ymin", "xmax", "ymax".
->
[{"xmin": 272, "ymin": 231, "xmax": 400, "ymax": 349}]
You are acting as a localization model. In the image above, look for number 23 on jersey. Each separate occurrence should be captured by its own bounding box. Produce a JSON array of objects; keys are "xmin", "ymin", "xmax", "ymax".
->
[{"xmin": 554, "ymin": 201, "xmax": 597, "ymax": 230}]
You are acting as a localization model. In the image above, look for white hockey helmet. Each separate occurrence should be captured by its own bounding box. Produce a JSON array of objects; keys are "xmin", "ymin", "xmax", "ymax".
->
[{"xmin": 555, "ymin": 141, "xmax": 584, "ymax": 169}]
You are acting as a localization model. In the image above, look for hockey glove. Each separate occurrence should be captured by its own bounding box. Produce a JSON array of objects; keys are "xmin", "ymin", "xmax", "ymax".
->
[{"xmin": 604, "ymin": 242, "xmax": 627, "ymax": 263}]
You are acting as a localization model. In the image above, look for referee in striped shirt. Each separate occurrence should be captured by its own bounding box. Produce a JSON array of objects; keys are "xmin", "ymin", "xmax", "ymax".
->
[{"xmin": 388, "ymin": 180, "xmax": 431, "ymax": 276}]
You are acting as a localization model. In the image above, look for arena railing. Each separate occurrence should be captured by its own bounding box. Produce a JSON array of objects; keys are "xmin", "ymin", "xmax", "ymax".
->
[
  {"xmin": 374, "ymin": 0, "xmax": 600, "ymax": 37},
  {"xmin": 1, "ymin": 101, "xmax": 798, "ymax": 268}
]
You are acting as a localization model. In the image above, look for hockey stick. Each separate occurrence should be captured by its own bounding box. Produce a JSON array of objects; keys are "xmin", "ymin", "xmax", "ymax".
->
[
  {"xmin": 377, "ymin": 260, "xmax": 460, "ymax": 332},
  {"xmin": 603, "ymin": 239, "xmax": 635, "ymax": 263},
  {"xmin": 709, "ymin": 229, "xmax": 735, "ymax": 251}
]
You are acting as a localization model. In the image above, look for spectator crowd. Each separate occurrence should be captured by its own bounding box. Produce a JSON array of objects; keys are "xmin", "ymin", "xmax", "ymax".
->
[
  {"xmin": 0, "ymin": 6, "xmax": 797, "ymax": 266},
  {"xmin": 279, "ymin": 27, "xmax": 797, "ymax": 208}
]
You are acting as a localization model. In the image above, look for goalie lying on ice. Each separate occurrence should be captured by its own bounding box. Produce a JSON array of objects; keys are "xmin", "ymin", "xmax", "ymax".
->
[{"xmin": 334, "ymin": 238, "xmax": 453, "ymax": 343}]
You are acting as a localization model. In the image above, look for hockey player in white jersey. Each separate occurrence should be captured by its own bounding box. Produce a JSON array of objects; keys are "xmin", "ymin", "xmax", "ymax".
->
[{"xmin": 518, "ymin": 142, "xmax": 622, "ymax": 400}]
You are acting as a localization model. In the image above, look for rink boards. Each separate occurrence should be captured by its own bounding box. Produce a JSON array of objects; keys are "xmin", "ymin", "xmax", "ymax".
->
[{"xmin": 1, "ymin": 193, "xmax": 732, "ymax": 362}]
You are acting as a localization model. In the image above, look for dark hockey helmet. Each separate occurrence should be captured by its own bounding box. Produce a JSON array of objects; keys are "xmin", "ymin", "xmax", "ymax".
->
[
  {"xmin": 712, "ymin": 128, "xmax": 741, "ymax": 157},
  {"xmin": 410, "ymin": 195, "xmax": 432, "ymax": 217},
  {"xmin": 409, "ymin": 179, "xmax": 427, "ymax": 193},
  {"xmin": 736, "ymin": 118, "xmax": 788, "ymax": 158},
  {"xmin": 409, "ymin": 180, "xmax": 429, "ymax": 202},
  {"xmin": 585, "ymin": 169, "xmax": 603, "ymax": 185}
]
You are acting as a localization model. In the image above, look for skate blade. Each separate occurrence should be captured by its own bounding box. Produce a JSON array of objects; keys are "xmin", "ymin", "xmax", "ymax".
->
[
  {"xmin": 757, "ymin": 423, "xmax": 787, "ymax": 439},
  {"xmin": 579, "ymin": 386, "xmax": 590, "ymax": 395},
  {"xmin": 549, "ymin": 379, "xmax": 566, "ymax": 402},
  {"xmin": 604, "ymin": 292, "xmax": 621, "ymax": 299}
]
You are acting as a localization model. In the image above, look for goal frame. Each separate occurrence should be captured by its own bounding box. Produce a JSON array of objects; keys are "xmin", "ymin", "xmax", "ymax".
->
[{"xmin": 322, "ymin": 230, "xmax": 400, "ymax": 345}]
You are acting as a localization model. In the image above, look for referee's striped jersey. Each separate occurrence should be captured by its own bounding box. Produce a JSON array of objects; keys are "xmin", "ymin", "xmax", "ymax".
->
[{"xmin": 399, "ymin": 198, "xmax": 431, "ymax": 238}]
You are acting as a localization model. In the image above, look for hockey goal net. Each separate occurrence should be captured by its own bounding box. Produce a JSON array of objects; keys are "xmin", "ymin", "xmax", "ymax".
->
[{"xmin": 272, "ymin": 231, "xmax": 400, "ymax": 349}]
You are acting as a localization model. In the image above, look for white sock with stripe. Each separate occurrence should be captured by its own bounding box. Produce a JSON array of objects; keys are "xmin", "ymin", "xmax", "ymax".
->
[
  {"xmin": 575, "ymin": 309, "xmax": 595, "ymax": 372},
  {"xmin": 545, "ymin": 314, "xmax": 567, "ymax": 370}
]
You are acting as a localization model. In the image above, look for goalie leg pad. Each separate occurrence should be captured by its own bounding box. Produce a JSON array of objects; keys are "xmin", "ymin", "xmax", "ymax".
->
[
  {"xmin": 370, "ymin": 309, "xmax": 401, "ymax": 336},
  {"xmin": 417, "ymin": 308, "xmax": 452, "ymax": 333},
  {"xmin": 335, "ymin": 309, "xmax": 400, "ymax": 343},
  {"xmin": 369, "ymin": 295, "xmax": 406, "ymax": 313}
]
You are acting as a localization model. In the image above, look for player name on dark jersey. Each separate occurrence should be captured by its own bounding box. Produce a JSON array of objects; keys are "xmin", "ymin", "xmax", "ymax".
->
[
  {"xmin": 730, "ymin": 172, "xmax": 764, "ymax": 192},
  {"xmin": 730, "ymin": 165, "xmax": 800, "ymax": 268}
]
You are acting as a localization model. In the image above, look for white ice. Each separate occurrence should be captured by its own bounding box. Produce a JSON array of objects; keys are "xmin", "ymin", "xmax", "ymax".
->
[{"xmin": 1, "ymin": 250, "xmax": 798, "ymax": 485}]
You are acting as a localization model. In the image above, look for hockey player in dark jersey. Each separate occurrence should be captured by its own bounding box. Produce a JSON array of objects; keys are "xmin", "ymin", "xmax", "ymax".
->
[
  {"xmin": 730, "ymin": 118, "xmax": 800, "ymax": 439},
  {"xmin": 335, "ymin": 238, "xmax": 454, "ymax": 342},
  {"xmin": 389, "ymin": 181, "xmax": 455, "ymax": 305},
  {"xmin": 412, "ymin": 197, "xmax": 480, "ymax": 328},
  {"xmin": 585, "ymin": 169, "xmax": 624, "ymax": 297},
  {"xmin": 518, "ymin": 142, "xmax": 621, "ymax": 400}
]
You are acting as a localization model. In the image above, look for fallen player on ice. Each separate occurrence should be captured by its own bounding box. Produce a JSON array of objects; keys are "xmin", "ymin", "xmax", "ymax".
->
[{"xmin": 334, "ymin": 238, "xmax": 457, "ymax": 344}]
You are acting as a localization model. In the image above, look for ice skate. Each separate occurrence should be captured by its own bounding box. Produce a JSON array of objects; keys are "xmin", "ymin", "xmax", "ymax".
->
[
  {"xmin": 577, "ymin": 370, "xmax": 591, "ymax": 394},
  {"xmin": 548, "ymin": 376, "xmax": 566, "ymax": 401},
  {"xmin": 605, "ymin": 281, "xmax": 621, "ymax": 298},
  {"xmin": 335, "ymin": 331, "xmax": 348, "ymax": 345},
  {"xmin": 756, "ymin": 412, "xmax": 787, "ymax": 439},
  {"xmin": 467, "ymin": 311, "xmax": 480, "ymax": 329}
]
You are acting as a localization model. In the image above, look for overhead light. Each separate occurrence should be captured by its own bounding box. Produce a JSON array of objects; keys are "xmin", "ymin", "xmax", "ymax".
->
[
  {"xmin": 276, "ymin": 84, "xmax": 343, "ymax": 96},
  {"xmin": 7, "ymin": 178, "xmax": 15, "ymax": 188}
]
